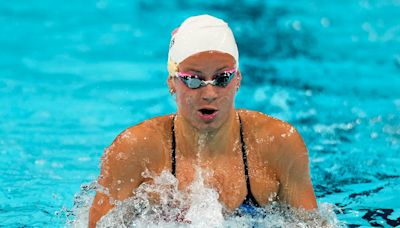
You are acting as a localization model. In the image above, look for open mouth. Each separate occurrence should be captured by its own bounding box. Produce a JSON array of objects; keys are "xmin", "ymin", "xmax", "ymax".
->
[
  {"xmin": 198, "ymin": 108, "xmax": 217, "ymax": 115},
  {"xmin": 197, "ymin": 108, "xmax": 219, "ymax": 121}
]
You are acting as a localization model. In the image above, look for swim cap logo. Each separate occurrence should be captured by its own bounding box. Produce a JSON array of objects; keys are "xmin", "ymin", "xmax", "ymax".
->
[
  {"xmin": 169, "ymin": 37, "xmax": 175, "ymax": 49},
  {"xmin": 169, "ymin": 27, "xmax": 179, "ymax": 49}
]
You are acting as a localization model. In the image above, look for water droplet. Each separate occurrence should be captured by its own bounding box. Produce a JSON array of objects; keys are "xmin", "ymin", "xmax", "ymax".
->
[
  {"xmin": 268, "ymin": 192, "xmax": 277, "ymax": 202},
  {"xmin": 269, "ymin": 136, "xmax": 275, "ymax": 142}
]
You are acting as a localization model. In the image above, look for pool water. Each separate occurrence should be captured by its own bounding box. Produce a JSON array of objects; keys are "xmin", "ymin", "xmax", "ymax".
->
[{"xmin": 1, "ymin": 0, "xmax": 399, "ymax": 227}]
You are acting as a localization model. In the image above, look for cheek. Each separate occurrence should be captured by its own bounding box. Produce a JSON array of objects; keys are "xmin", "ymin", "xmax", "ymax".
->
[
  {"xmin": 183, "ymin": 95, "xmax": 195, "ymax": 107},
  {"xmin": 217, "ymin": 88, "xmax": 236, "ymax": 107},
  {"xmin": 176, "ymin": 91, "xmax": 196, "ymax": 110}
]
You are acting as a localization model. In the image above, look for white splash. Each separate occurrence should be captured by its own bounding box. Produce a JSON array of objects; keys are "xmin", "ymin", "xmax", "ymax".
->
[
  {"xmin": 63, "ymin": 168, "xmax": 343, "ymax": 228},
  {"xmin": 183, "ymin": 167, "xmax": 224, "ymax": 227}
]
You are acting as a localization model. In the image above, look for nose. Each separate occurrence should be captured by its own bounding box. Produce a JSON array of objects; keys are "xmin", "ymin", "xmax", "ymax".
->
[{"xmin": 201, "ymin": 84, "xmax": 218, "ymax": 103}]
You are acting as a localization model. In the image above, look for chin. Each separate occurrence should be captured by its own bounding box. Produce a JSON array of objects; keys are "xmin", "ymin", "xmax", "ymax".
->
[
  {"xmin": 195, "ymin": 122, "xmax": 221, "ymax": 132},
  {"xmin": 192, "ymin": 113, "xmax": 226, "ymax": 132}
]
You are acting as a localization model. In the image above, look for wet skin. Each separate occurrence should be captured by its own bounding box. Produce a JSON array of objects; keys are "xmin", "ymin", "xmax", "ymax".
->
[{"xmin": 88, "ymin": 51, "xmax": 318, "ymax": 227}]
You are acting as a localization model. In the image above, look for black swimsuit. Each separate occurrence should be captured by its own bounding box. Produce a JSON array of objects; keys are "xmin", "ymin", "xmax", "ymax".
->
[{"xmin": 170, "ymin": 114, "xmax": 260, "ymax": 208}]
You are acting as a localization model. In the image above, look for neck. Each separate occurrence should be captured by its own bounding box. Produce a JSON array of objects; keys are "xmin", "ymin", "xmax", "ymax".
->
[{"xmin": 174, "ymin": 109, "xmax": 239, "ymax": 160}]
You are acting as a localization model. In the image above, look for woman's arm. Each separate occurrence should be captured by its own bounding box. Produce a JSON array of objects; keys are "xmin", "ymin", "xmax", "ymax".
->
[
  {"xmin": 276, "ymin": 124, "xmax": 318, "ymax": 210},
  {"xmin": 88, "ymin": 128, "xmax": 146, "ymax": 227}
]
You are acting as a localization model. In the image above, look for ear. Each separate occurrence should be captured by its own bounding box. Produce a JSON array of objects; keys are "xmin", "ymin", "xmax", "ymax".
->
[{"xmin": 167, "ymin": 76, "xmax": 176, "ymax": 94}]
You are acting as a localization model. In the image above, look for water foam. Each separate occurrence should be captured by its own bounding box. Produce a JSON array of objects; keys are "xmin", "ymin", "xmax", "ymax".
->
[{"xmin": 64, "ymin": 168, "xmax": 343, "ymax": 227}]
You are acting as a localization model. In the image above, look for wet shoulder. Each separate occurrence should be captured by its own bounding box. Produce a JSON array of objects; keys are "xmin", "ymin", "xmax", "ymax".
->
[
  {"xmin": 237, "ymin": 109, "xmax": 300, "ymax": 156},
  {"xmin": 128, "ymin": 114, "xmax": 175, "ymax": 140},
  {"xmin": 123, "ymin": 114, "xmax": 175, "ymax": 152},
  {"xmin": 103, "ymin": 114, "xmax": 175, "ymax": 171},
  {"xmin": 237, "ymin": 109, "xmax": 294, "ymax": 135}
]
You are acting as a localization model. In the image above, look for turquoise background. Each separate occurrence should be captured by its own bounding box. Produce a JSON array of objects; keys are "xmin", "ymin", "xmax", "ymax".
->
[{"xmin": 1, "ymin": 1, "xmax": 399, "ymax": 226}]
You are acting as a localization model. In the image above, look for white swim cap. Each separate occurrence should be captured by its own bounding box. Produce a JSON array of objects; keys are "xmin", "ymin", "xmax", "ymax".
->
[{"xmin": 167, "ymin": 14, "xmax": 239, "ymax": 76}]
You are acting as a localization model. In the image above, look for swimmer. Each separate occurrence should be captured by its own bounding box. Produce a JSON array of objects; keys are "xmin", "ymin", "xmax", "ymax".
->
[{"xmin": 89, "ymin": 14, "xmax": 317, "ymax": 227}]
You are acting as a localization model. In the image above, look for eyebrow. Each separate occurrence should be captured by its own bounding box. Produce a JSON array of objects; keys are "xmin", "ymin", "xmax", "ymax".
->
[
  {"xmin": 215, "ymin": 65, "xmax": 230, "ymax": 73},
  {"xmin": 186, "ymin": 65, "xmax": 229, "ymax": 74}
]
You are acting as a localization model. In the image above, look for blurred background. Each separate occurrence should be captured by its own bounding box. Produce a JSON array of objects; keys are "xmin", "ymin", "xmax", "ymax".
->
[{"xmin": 1, "ymin": 0, "xmax": 399, "ymax": 227}]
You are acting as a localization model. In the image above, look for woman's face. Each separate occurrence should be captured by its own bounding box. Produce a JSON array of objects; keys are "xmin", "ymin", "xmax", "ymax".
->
[{"xmin": 169, "ymin": 51, "xmax": 241, "ymax": 131}]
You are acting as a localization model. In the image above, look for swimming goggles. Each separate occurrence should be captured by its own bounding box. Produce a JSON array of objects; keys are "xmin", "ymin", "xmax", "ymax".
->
[{"xmin": 175, "ymin": 68, "xmax": 236, "ymax": 89}]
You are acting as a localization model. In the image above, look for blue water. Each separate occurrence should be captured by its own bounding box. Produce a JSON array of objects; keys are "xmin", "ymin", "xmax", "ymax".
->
[{"xmin": 1, "ymin": 0, "xmax": 399, "ymax": 227}]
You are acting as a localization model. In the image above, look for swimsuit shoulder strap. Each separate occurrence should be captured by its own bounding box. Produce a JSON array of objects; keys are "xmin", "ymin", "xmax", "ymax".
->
[
  {"xmin": 171, "ymin": 115, "xmax": 176, "ymax": 176},
  {"xmin": 238, "ymin": 113, "xmax": 260, "ymax": 206}
]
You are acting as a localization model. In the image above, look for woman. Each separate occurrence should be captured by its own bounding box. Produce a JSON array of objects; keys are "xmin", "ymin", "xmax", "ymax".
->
[{"xmin": 89, "ymin": 14, "xmax": 317, "ymax": 227}]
